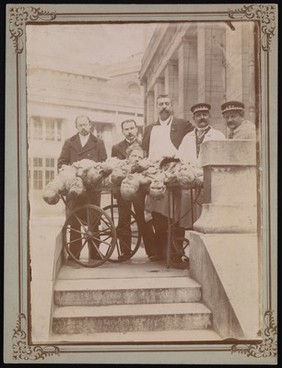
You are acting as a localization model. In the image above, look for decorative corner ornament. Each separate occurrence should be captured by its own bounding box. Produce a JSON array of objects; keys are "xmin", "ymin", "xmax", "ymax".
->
[
  {"xmin": 231, "ymin": 311, "xmax": 277, "ymax": 358},
  {"xmin": 228, "ymin": 4, "xmax": 276, "ymax": 52},
  {"xmin": 9, "ymin": 6, "xmax": 56, "ymax": 54},
  {"xmin": 12, "ymin": 313, "xmax": 60, "ymax": 361}
]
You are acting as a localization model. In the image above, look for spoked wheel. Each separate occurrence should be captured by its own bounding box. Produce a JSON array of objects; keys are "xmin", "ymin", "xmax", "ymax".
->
[
  {"xmin": 102, "ymin": 204, "xmax": 141, "ymax": 262},
  {"xmin": 63, "ymin": 204, "xmax": 116, "ymax": 267}
]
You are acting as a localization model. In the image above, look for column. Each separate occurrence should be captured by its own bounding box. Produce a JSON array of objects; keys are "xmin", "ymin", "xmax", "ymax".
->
[
  {"xmin": 197, "ymin": 24, "xmax": 206, "ymax": 102},
  {"xmin": 225, "ymin": 23, "xmax": 243, "ymax": 100},
  {"xmin": 178, "ymin": 38, "xmax": 190, "ymax": 119},
  {"xmin": 146, "ymin": 90, "xmax": 155, "ymax": 125},
  {"xmin": 142, "ymin": 83, "xmax": 148, "ymax": 127},
  {"xmin": 164, "ymin": 61, "xmax": 179, "ymax": 116},
  {"xmin": 153, "ymin": 78, "xmax": 165, "ymax": 121}
]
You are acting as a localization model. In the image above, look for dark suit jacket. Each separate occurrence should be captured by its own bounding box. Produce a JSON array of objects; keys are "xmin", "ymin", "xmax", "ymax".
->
[
  {"xmin": 111, "ymin": 139, "xmax": 142, "ymax": 160},
  {"xmin": 58, "ymin": 133, "xmax": 107, "ymax": 169},
  {"xmin": 141, "ymin": 117, "xmax": 194, "ymax": 156}
]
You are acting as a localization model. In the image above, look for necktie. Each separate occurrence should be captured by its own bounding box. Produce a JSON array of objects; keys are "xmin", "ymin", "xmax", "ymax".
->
[{"xmin": 195, "ymin": 127, "xmax": 211, "ymax": 157}]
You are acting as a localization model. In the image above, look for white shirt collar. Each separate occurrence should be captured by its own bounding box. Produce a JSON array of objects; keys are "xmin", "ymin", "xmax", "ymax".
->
[
  {"xmin": 196, "ymin": 125, "xmax": 211, "ymax": 131},
  {"xmin": 125, "ymin": 138, "xmax": 137, "ymax": 145},
  {"xmin": 79, "ymin": 133, "xmax": 90, "ymax": 147}
]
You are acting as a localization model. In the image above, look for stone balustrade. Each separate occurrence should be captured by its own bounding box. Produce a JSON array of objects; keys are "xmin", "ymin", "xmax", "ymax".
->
[
  {"xmin": 194, "ymin": 140, "xmax": 257, "ymax": 233},
  {"xmin": 189, "ymin": 139, "xmax": 260, "ymax": 339}
]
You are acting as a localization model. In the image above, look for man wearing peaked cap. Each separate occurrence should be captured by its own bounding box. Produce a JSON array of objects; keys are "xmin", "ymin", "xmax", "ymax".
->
[
  {"xmin": 178, "ymin": 102, "xmax": 225, "ymax": 165},
  {"xmin": 191, "ymin": 102, "xmax": 211, "ymax": 115},
  {"xmin": 221, "ymin": 100, "xmax": 256, "ymax": 139},
  {"xmin": 221, "ymin": 100, "xmax": 245, "ymax": 113},
  {"xmin": 176, "ymin": 103, "xmax": 225, "ymax": 229}
]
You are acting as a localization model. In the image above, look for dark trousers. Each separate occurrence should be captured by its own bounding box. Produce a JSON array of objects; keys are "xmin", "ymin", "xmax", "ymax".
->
[
  {"xmin": 66, "ymin": 191, "xmax": 101, "ymax": 259},
  {"xmin": 151, "ymin": 211, "xmax": 185, "ymax": 260},
  {"xmin": 116, "ymin": 190, "xmax": 156, "ymax": 256}
]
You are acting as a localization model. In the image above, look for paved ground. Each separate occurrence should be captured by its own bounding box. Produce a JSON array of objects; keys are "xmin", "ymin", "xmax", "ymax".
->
[{"xmin": 59, "ymin": 248, "xmax": 190, "ymax": 280}]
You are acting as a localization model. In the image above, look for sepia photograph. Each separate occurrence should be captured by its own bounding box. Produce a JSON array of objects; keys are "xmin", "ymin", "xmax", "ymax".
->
[{"xmin": 4, "ymin": 4, "xmax": 277, "ymax": 365}]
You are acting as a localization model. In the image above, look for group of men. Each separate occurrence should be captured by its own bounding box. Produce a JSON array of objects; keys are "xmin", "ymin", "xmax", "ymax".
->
[{"xmin": 57, "ymin": 95, "xmax": 256, "ymax": 268}]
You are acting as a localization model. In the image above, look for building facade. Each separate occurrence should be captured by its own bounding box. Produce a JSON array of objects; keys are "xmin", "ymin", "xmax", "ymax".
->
[
  {"xmin": 139, "ymin": 22, "xmax": 257, "ymax": 134},
  {"xmin": 27, "ymin": 52, "xmax": 144, "ymax": 213}
]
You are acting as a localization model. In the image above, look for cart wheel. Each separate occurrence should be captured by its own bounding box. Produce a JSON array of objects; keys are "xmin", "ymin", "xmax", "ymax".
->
[
  {"xmin": 102, "ymin": 204, "xmax": 141, "ymax": 262},
  {"xmin": 63, "ymin": 204, "xmax": 116, "ymax": 268}
]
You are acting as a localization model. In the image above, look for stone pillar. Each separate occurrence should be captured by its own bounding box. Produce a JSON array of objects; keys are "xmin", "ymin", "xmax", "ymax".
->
[
  {"xmin": 178, "ymin": 38, "xmax": 190, "ymax": 119},
  {"xmin": 146, "ymin": 90, "xmax": 155, "ymax": 125},
  {"xmin": 153, "ymin": 78, "xmax": 165, "ymax": 121},
  {"xmin": 164, "ymin": 61, "xmax": 179, "ymax": 116},
  {"xmin": 142, "ymin": 83, "xmax": 148, "ymax": 127},
  {"xmin": 225, "ymin": 23, "xmax": 243, "ymax": 101},
  {"xmin": 188, "ymin": 140, "xmax": 260, "ymax": 339},
  {"xmin": 197, "ymin": 24, "xmax": 206, "ymax": 102},
  {"xmin": 194, "ymin": 140, "xmax": 257, "ymax": 233},
  {"xmin": 178, "ymin": 36, "xmax": 198, "ymax": 120}
]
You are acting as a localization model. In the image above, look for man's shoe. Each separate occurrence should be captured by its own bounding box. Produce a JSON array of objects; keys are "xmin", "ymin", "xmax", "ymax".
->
[
  {"xmin": 170, "ymin": 256, "xmax": 189, "ymax": 269},
  {"xmin": 118, "ymin": 251, "xmax": 132, "ymax": 261},
  {"xmin": 149, "ymin": 255, "xmax": 165, "ymax": 262},
  {"xmin": 149, "ymin": 255, "xmax": 158, "ymax": 261}
]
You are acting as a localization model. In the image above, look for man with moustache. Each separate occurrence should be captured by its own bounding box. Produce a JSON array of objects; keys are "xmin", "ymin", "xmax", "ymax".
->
[
  {"xmin": 58, "ymin": 115, "xmax": 107, "ymax": 260},
  {"xmin": 221, "ymin": 101, "xmax": 256, "ymax": 139},
  {"xmin": 142, "ymin": 95, "xmax": 194, "ymax": 161},
  {"xmin": 178, "ymin": 103, "xmax": 225, "ymax": 166},
  {"xmin": 177, "ymin": 103, "xmax": 225, "ymax": 228},
  {"xmin": 142, "ymin": 95, "xmax": 194, "ymax": 267},
  {"xmin": 112, "ymin": 120, "xmax": 156, "ymax": 261}
]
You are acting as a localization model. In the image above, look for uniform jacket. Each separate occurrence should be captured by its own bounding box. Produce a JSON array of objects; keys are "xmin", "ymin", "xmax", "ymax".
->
[
  {"xmin": 177, "ymin": 126, "xmax": 225, "ymax": 167},
  {"xmin": 111, "ymin": 139, "xmax": 142, "ymax": 160},
  {"xmin": 141, "ymin": 117, "xmax": 194, "ymax": 156},
  {"xmin": 57, "ymin": 133, "xmax": 107, "ymax": 169},
  {"xmin": 230, "ymin": 120, "xmax": 256, "ymax": 139}
]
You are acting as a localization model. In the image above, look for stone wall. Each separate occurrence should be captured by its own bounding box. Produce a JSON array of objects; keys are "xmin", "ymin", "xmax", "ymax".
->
[{"xmin": 190, "ymin": 140, "xmax": 260, "ymax": 339}]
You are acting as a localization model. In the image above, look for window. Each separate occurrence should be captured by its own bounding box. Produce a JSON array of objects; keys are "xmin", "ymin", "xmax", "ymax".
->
[
  {"xmin": 45, "ymin": 158, "xmax": 55, "ymax": 167},
  {"xmin": 57, "ymin": 120, "xmax": 62, "ymax": 141},
  {"xmin": 31, "ymin": 116, "xmax": 63, "ymax": 141},
  {"xmin": 45, "ymin": 158, "xmax": 55, "ymax": 184},
  {"xmin": 45, "ymin": 120, "xmax": 55, "ymax": 141},
  {"xmin": 33, "ymin": 118, "xmax": 43, "ymax": 140},
  {"xmin": 45, "ymin": 158, "xmax": 55, "ymax": 185},
  {"xmin": 45, "ymin": 170, "xmax": 55, "ymax": 185},
  {"xmin": 30, "ymin": 157, "xmax": 57, "ymax": 190},
  {"xmin": 34, "ymin": 157, "xmax": 43, "ymax": 167},
  {"xmin": 34, "ymin": 170, "xmax": 43, "ymax": 190}
]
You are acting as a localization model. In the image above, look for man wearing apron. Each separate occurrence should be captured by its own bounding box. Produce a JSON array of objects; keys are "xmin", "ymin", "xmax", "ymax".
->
[{"xmin": 142, "ymin": 95, "xmax": 194, "ymax": 267}]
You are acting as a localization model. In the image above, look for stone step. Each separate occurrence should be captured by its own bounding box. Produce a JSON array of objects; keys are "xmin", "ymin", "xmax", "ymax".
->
[
  {"xmin": 49, "ymin": 328, "xmax": 222, "ymax": 343},
  {"xmin": 54, "ymin": 277, "xmax": 202, "ymax": 306},
  {"xmin": 52, "ymin": 302, "xmax": 212, "ymax": 334},
  {"xmin": 58, "ymin": 259, "xmax": 190, "ymax": 280}
]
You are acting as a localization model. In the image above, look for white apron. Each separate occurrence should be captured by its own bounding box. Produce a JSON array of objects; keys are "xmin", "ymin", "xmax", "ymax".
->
[{"xmin": 146, "ymin": 120, "xmax": 178, "ymax": 217}]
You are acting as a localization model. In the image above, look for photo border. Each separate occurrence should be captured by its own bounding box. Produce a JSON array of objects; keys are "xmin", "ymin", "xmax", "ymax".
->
[{"xmin": 5, "ymin": 4, "xmax": 277, "ymax": 364}]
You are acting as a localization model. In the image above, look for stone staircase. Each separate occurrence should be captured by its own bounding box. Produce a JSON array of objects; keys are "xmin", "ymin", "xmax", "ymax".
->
[{"xmin": 50, "ymin": 255, "xmax": 221, "ymax": 342}]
